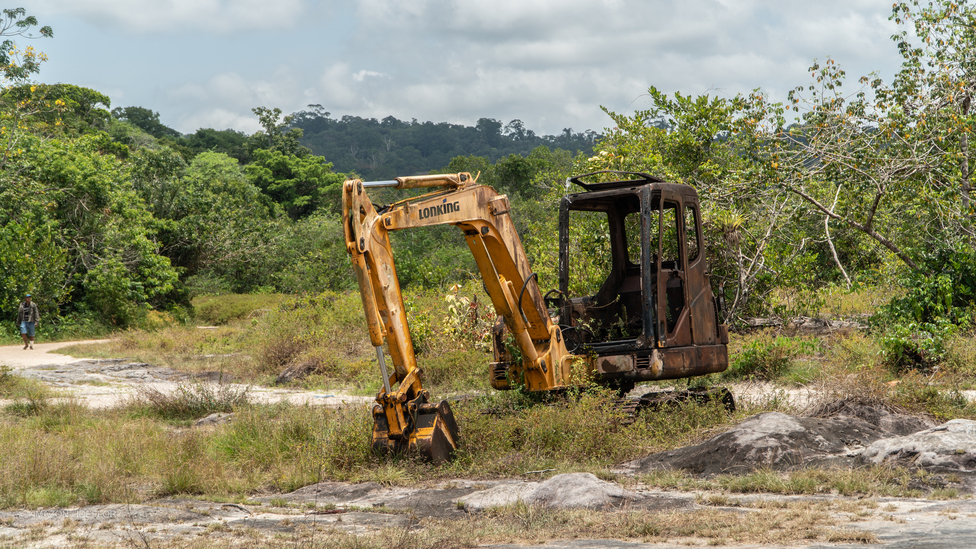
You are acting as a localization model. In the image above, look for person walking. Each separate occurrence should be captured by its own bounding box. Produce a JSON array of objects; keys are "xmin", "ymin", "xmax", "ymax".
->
[{"xmin": 16, "ymin": 294, "xmax": 40, "ymax": 350}]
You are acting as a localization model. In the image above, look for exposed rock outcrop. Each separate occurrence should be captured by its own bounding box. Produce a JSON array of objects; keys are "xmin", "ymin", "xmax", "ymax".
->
[
  {"xmin": 620, "ymin": 412, "xmax": 889, "ymax": 475},
  {"xmin": 459, "ymin": 473, "xmax": 639, "ymax": 511},
  {"xmin": 858, "ymin": 419, "xmax": 976, "ymax": 473},
  {"xmin": 809, "ymin": 399, "xmax": 938, "ymax": 436}
]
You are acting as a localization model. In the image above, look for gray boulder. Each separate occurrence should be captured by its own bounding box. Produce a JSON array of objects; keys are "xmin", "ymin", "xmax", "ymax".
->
[
  {"xmin": 275, "ymin": 361, "xmax": 316, "ymax": 385},
  {"xmin": 457, "ymin": 481, "xmax": 535, "ymax": 511},
  {"xmin": 858, "ymin": 419, "xmax": 976, "ymax": 472},
  {"xmin": 809, "ymin": 399, "xmax": 937, "ymax": 436},
  {"xmin": 622, "ymin": 412, "xmax": 887, "ymax": 475},
  {"xmin": 459, "ymin": 473, "xmax": 638, "ymax": 511},
  {"xmin": 524, "ymin": 473, "xmax": 637, "ymax": 509}
]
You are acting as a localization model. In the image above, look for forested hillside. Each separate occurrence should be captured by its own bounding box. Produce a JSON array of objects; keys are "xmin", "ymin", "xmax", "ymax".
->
[
  {"xmin": 289, "ymin": 106, "xmax": 600, "ymax": 180},
  {"xmin": 2, "ymin": 2, "xmax": 976, "ymax": 371}
]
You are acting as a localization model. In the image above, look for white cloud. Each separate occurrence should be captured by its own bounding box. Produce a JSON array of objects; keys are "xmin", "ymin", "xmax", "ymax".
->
[
  {"xmin": 165, "ymin": 68, "xmax": 307, "ymax": 131},
  {"xmin": 352, "ymin": 70, "xmax": 386, "ymax": 82},
  {"xmin": 201, "ymin": 72, "xmax": 299, "ymax": 109},
  {"xmin": 28, "ymin": 0, "xmax": 912, "ymax": 138},
  {"xmin": 177, "ymin": 108, "xmax": 260, "ymax": 134},
  {"xmin": 261, "ymin": 0, "xmax": 903, "ymax": 135},
  {"xmin": 32, "ymin": 0, "xmax": 309, "ymax": 33},
  {"xmin": 315, "ymin": 63, "xmax": 363, "ymax": 109},
  {"xmin": 349, "ymin": 0, "xmax": 899, "ymax": 85}
]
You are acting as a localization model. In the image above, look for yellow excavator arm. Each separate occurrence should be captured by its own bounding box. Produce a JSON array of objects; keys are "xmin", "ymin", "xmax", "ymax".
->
[{"xmin": 343, "ymin": 173, "xmax": 580, "ymax": 462}]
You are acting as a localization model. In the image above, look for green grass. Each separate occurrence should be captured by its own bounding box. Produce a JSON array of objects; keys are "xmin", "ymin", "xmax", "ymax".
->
[
  {"xmin": 62, "ymin": 290, "xmax": 491, "ymax": 393},
  {"xmin": 890, "ymin": 374, "xmax": 976, "ymax": 420},
  {"xmin": 722, "ymin": 331, "xmax": 824, "ymax": 382},
  {"xmin": 0, "ymin": 366, "xmax": 51, "ymax": 402},
  {"xmin": 191, "ymin": 293, "xmax": 284, "ymax": 325},
  {"xmin": 0, "ymin": 385, "xmax": 746, "ymax": 509},
  {"xmin": 0, "ymin": 402, "xmax": 373, "ymax": 507},
  {"xmin": 638, "ymin": 465, "xmax": 955, "ymax": 498},
  {"xmin": 8, "ymin": 284, "xmax": 976, "ymax": 511}
]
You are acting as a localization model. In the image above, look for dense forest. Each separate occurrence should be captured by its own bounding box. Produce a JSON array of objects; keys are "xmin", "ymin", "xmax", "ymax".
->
[
  {"xmin": 291, "ymin": 107, "xmax": 600, "ymax": 180},
  {"xmin": 2, "ymin": 2, "xmax": 976, "ymax": 369},
  {"xmin": 113, "ymin": 106, "xmax": 600, "ymax": 182}
]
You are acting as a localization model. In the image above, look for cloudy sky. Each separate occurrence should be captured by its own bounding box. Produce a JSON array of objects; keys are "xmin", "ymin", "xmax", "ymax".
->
[{"xmin": 21, "ymin": 0, "xmax": 908, "ymax": 137}]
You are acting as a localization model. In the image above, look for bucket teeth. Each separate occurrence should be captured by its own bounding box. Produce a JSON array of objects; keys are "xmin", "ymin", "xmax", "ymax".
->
[{"xmin": 372, "ymin": 400, "xmax": 459, "ymax": 464}]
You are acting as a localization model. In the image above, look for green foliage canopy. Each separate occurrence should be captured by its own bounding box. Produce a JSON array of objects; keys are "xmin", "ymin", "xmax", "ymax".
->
[
  {"xmin": 245, "ymin": 148, "xmax": 344, "ymax": 219},
  {"xmin": 111, "ymin": 106, "xmax": 180, "ymax": 139}
]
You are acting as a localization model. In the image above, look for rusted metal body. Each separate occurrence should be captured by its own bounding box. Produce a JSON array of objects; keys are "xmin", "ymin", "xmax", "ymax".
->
[
  {"xmin": 343, "ymin": 171, "xmax": 729, "ymax": 462},
  {"xmin": 491, "ymin": 172, "xmax": 729, "ymax": 394}
]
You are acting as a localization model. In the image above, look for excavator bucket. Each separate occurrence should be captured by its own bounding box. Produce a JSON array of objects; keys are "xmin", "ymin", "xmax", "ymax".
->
[{"xmin": 371, "ymin": 400, "xmax": 460, "ymax": 464}]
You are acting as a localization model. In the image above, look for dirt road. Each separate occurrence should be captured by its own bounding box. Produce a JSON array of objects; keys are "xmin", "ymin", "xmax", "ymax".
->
[
  {"xmin": 0, "ymin": 339, "xmax": 110, "ymax": 368},
  {"xmin": 0, "ymin": 339, "xmax": 371, "ymax": 409}
]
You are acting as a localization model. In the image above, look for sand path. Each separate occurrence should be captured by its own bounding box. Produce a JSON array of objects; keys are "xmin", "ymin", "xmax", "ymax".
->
[{"xmin": 0, "ymin": 339, "xmax": 371, "ymax": 409}]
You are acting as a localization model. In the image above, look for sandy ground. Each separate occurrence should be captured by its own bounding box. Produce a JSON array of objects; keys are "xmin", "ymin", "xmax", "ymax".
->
[
  {"xmin": 0, "ymin": 339, "xmax": 372, "ymax": 409},
  {"xmin": 0, "ymin": 339, "xmax": 111, "ymax": 368}
]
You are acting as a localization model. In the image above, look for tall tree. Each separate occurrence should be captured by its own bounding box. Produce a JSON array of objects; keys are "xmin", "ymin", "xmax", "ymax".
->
[
  {"xmin": 180, "ymin": 128, "xmax": 250, "ymax": 163},
  {"xmin": 0, "ymin": 8, "xmax": 51, "ymax": 82},
  {"xmin": 752, "ymin": 58, "xmax": 930, "ymax": 271},
  {"xmin": 245, "ymin": 148, "xmax": 344, "ymax": 219},
  {"xmin": 593, "ymin": 88, "xmax": 811, "ymax": 318},
  {"xmin": 112, "ymin": 106, "xmax": 180, "ymax": 139},
  {"xmin": 249, "ymin": 106, "xmax": 309, "ymax": 157},
  {"xmin": 885, "ymin": 0, "xmax": 976, "ymax": 231}
]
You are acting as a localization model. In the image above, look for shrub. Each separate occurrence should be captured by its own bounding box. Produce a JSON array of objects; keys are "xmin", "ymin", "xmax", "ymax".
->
[
  {"xmin": 0, "ymin": 366, "xmax": 12, "ymax": 394},
  {"xmin": 724, "ymin": 333, "xmax": 820, "ymax": 380},
  {"xmin": 442, "ymin": 284, "xmax": 494, "ymax": 352},
  {"xmin": 943, "ymin": 331, "xmax": 976, "ymax": 376},
  {"xmin": 0, "ymin": 367, "xmax": 51, "ymax": 410},
  {"xmin": 420, "ymin": 348, "xmax": 491, "ymax": 393},
  {"xmin": 449, "ymin": 388, "xmax": 735, "ymax": 476},
  {"xmin": 878, "ymin": 320, "xmax": 956, "ymax": 372},
  {"xmin": 874, "ymin": 246, "xmax": 976, "ymax": 371},
  {"xmin": 211, "ymin": 404, "xmax": 373, "ymax": 488},
  {"xmin": 184, "ymin": 273, "xmax": 233, "ymax": 298},
  {"xmin": 404, "ymin": 295, "xmax": 435, "ymax": 355},
  {"xmin": 892, "ymin": 374, "xmax": 976, "ymax": 420},
  {"xmin": 826, "ymin": 331, "xmax": 881, "ymax": 371}
]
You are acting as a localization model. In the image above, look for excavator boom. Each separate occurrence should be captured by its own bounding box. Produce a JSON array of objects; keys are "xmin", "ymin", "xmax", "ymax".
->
[{"xmin": 343, "ymin": 173, "xmax": 579, "ymax": 462}]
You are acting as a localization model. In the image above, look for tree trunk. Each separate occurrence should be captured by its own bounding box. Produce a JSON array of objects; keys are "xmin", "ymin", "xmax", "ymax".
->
[
  {"xmin": 961, "ymin": 94, "xmax": 972, "ymax": 225},
  {"xmin": 826, "ymin": 185, "xmax": 851, "ymax": 288}
]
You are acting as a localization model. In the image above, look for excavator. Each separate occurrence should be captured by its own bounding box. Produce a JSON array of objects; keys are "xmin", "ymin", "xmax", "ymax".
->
[{"xmin": 342, "ymin": 171, "xmax": 730, "ymax": 463}]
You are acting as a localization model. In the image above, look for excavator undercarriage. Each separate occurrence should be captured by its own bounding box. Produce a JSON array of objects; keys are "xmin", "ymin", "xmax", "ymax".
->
[{"xmin": 343, "ymin": 171, "xmax": 731, "ymax": 463}]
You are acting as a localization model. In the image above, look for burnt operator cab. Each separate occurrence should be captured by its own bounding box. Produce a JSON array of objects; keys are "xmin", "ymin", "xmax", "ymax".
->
[{"xmin": 553, "ymin": 171, "xmax": 729, "ymax": 393}]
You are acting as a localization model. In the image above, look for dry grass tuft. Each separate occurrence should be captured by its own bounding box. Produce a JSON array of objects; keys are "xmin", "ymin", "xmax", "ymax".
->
[
  {"xmin": 123, "ymin": 382, "xmax": 251, "ymax": 422},
  {"xmin": 0, "ymin": 366, "xmax": 51, "ymax": 403}
]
